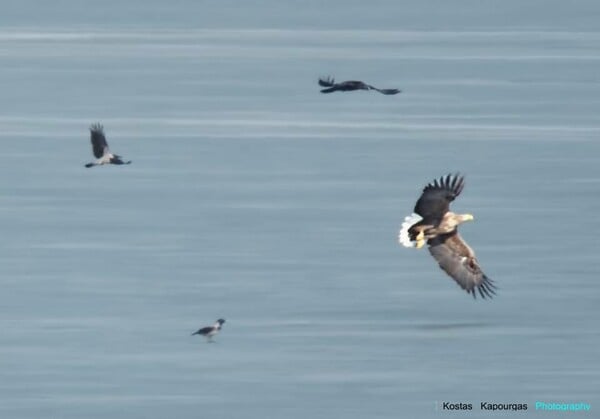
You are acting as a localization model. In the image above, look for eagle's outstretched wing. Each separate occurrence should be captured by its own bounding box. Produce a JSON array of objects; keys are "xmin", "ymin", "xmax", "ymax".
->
[
  {"xmin": 414, "ymin": 174, "xmax": 465, "ymax": 225},
  {"xmin": 427, "ymin": 231, "xmax": 496, "ymax": 299}
]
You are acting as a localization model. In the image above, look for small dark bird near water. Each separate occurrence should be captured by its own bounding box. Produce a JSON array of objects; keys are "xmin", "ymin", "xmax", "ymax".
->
[
  {"xmin": 398, "ymin": 174, "xmax": 496, "ymax": 299},
  {"xmin": 191, "ymin": 319, "xmax": 226, "ymax": 342},
  {"xmin": 85, "ymin": 123, "xmax": 132, "ymax": 168},
  {"xmin": 318, "ymin": 76, "xmax": 401, "ymax": 95}
]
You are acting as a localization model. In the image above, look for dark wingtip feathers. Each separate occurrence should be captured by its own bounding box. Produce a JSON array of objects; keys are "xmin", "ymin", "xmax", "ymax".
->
[
  {"xmin": 469, "ymin": 276, "xmax": 497, "ymax": 300},
  {"xmin": 424, "ymin": 173, "xmax": 465, "ymax": 199},
  {"xmin": 318, "ymin": 76, "xmax": 335, "ymax": 87},
  {"xmin": 89, "ymin": 122, "xmax": 104, "ymax": 133},
  {"xmin": 377, "ymin": 88, "xmax": 401, "ymax": 95}
]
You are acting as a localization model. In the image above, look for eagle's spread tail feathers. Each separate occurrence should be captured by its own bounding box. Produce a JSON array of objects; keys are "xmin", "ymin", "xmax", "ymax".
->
[{"xmin": 399, "ymin": 213, "xmax": 423, "ymax": 248}]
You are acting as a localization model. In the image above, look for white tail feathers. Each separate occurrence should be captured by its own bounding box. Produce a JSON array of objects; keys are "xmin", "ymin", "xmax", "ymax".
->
[{"xmin": 398, "ymin": 213, "xmax": 423, "ymax": 248}]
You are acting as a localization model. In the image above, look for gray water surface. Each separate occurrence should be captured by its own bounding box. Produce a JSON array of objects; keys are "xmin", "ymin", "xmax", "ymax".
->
[{"xmin": 1, "ymin": 1, "xmax": 599, "ymax": 418}]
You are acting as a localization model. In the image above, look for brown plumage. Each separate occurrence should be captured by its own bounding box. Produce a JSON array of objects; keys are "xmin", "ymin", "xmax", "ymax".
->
[{"xmin": 399, "ymin": 174, "xmax": 496, "ymax": 299}]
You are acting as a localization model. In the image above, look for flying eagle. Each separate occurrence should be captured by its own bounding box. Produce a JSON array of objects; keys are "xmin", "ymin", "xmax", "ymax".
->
[
  {"xmin": 398, "ymin": 174, "xmax": 496, "ymax": 299},
  {"xmin": 318, "ymin": 76, "xmax": 401, "ymax": 95},
  {"xmin": 85, "ymin": 123, "xmax": 132, "ymax": 168}
]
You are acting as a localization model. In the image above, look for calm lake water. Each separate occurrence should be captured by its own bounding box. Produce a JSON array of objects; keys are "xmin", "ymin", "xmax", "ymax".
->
[{"xmin": 1, "ymin": 1, "xmax": 599, "ymax": 418}]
